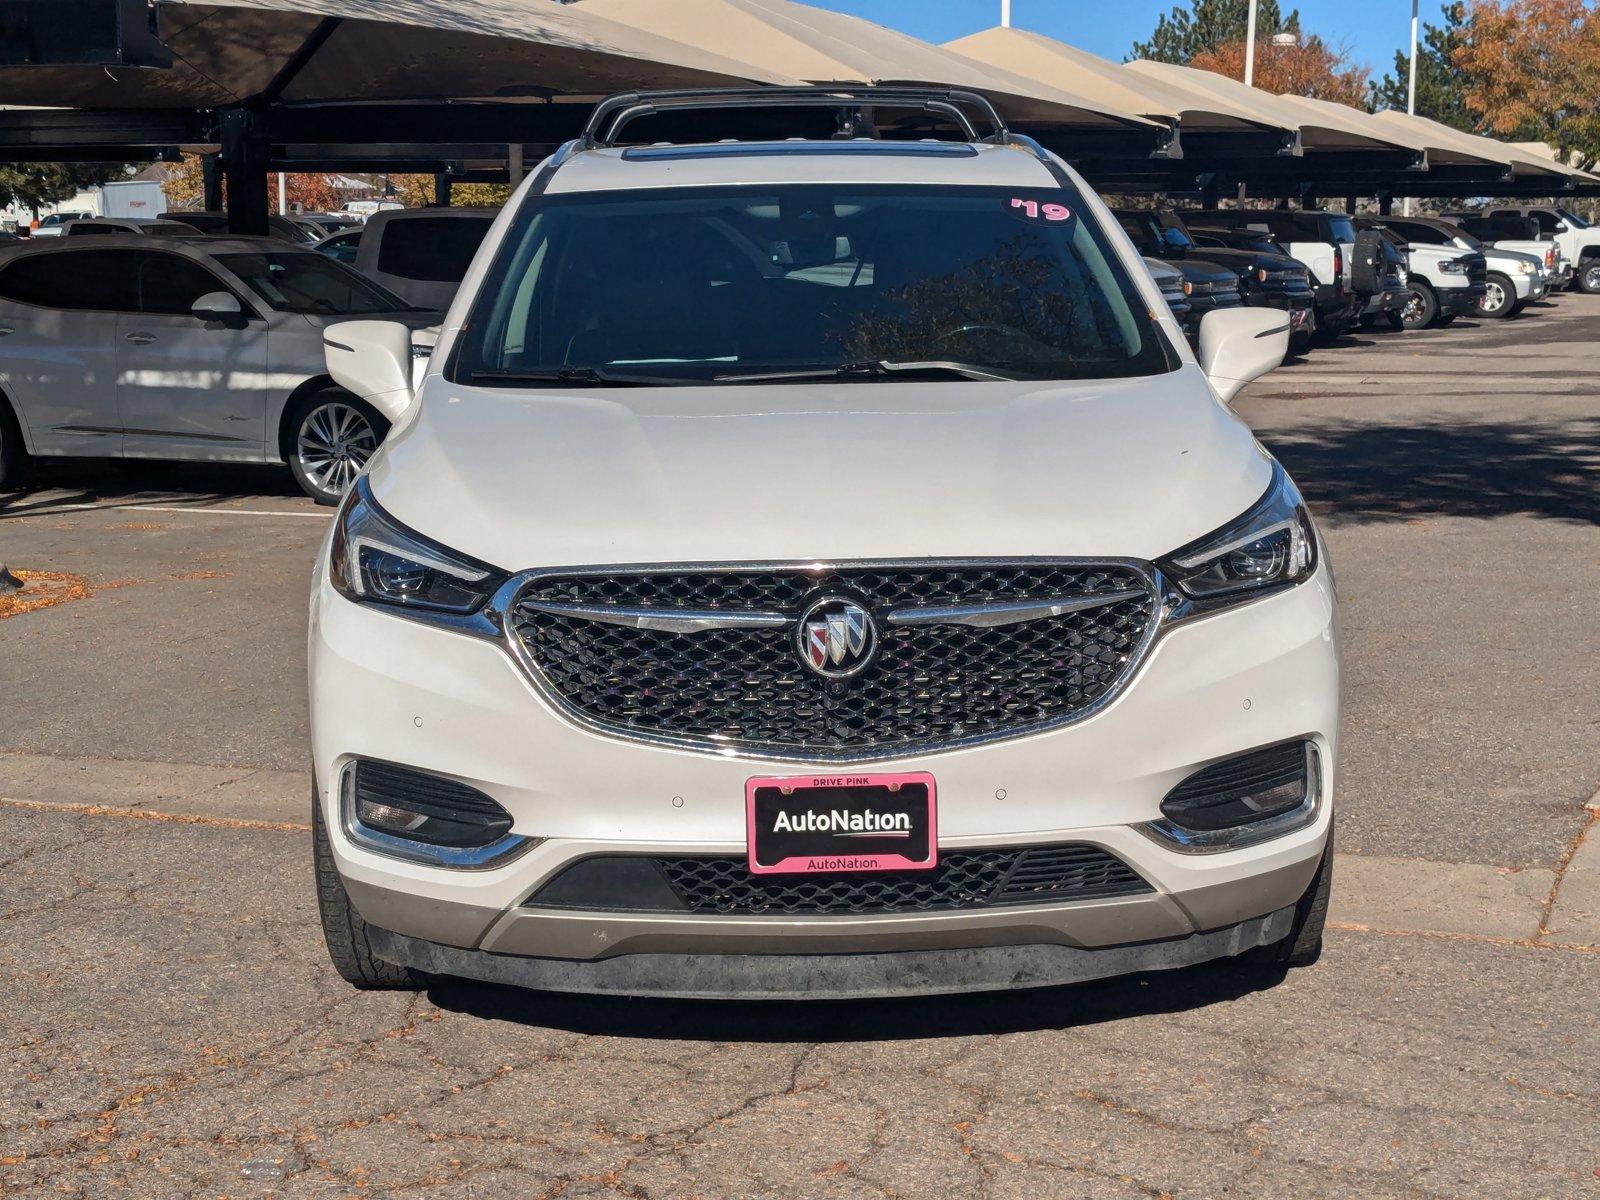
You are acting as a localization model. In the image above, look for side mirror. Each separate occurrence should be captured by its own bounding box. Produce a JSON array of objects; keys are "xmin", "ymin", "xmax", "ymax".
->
[
  {"xmin": 191, "ymin": 291, "xmax": 242, "ymax": 321},
  {"xmin": 1555, "ymin": 220, "xmax": 1571, "ymax": 233},
  {"xmin": 1197, "ymin": 307, "xmax": 1289, "ymax": 404},
  {"xmin": 324, "ymin": 320, "xmax": 414, "ymax": 423}
]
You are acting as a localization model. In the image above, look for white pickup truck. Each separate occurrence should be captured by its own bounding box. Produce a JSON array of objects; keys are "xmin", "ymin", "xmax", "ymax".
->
[
  {"xmin": 1442, "ymin": 211, "xmax": 1566, "ymax": 290},
  {"xmin": 1384, "ymin": 216, "xmax": 1551, "ymax": 319},
  {"xmin": 1480, "ymin": 205, "xmax": 1600, "ymax": 293},
  {"xmin": 1355, "ymin": 217, "xmax": 1485, "ymax": 328}
]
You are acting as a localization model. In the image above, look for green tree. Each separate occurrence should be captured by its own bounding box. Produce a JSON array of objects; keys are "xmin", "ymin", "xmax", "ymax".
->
[
  {"xmin": 1370, "ymin": 3, "xmax": 1471, "ymax": 129},
  {"xmin": 0, "ymin": 162, "xmax": 133, "ymax": 216},
  {"xmin": 1131, "ymin": 0, "xmax": 1300, "ymax": 64}
]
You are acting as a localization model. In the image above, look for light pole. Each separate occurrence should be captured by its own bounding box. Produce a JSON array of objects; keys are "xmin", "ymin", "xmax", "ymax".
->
[
  {"xmin": 1244, "ymin": 0, "xmax": 1259, "ymax": 86},
  {"xmin": 1001, "ymin": 0, "xmax": 1011, "ymax": 27},
  {"xmin": 1404, "ymin": 0, "xmax": 1419, "ymax": 214}
]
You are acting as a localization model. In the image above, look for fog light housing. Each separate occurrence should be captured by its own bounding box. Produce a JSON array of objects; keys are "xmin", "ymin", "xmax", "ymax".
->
[
  {"xmin": 340, "ymin": 760, "xmax": 535, "ymax": 869},
  {"xmin": 1139, "ymin": 741, "xmax": 1321, "ymax": 853}
]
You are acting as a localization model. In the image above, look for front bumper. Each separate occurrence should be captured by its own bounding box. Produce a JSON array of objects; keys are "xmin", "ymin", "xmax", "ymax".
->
[
  {"xmin": 310, "ymin": 559, "xmax": 1339, "ymax": 997},
  {"xmin": 367, "ymin": 904, "xmax": 1299, "ymax": 1000}
]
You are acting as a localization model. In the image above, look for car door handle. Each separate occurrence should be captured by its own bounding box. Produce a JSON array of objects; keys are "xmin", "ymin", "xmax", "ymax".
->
[{"xmin": 124, "ymin": 332, "xmax": 157, "ymax": 345}]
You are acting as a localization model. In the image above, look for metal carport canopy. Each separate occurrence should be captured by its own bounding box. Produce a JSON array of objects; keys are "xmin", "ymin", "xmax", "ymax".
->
[
  {"xmin": 942, "ymin": 27, "xmax": 1296, "ymax": 139},
  {"xmin": 571, "ymin": 0, "xmax": 1164, "ymax": 140},
  {"xmin": 1370, "ymin": 110, "xmax": 1573, "ymax": 182},
  {"xmin": 1125, "ymin": 60, "xmax": 1421, "ymax": 155},
  {"xmin": 0, "ymin": 0, "xmax": 802, "ymax": 108}
]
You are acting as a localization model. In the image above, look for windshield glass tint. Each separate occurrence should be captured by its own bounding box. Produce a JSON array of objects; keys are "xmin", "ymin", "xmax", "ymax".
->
[
  {"xmin": 1325, "ymin": 216, "xmax": 1356, "ymax": 245},
  {"xmin": 458, "ymin": 185, "xmax": 1172, "ymax": 384},
  {"xmin": 215, "ymin": 252, "xmax": 406, "ymax": 314}
]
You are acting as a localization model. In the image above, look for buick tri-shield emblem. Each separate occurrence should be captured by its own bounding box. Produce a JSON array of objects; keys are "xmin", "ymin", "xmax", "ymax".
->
[{"xmin": 796, "ymin": 597, "xmax": 877, "ymax": 679}]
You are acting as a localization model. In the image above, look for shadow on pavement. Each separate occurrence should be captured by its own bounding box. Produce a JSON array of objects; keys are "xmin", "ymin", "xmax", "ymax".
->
[
  {"xmin": 423, "ymin": 959, "xmax": 1290, "ymax": 1041},
  {"xmin": 1263, "ymin": 417, "xmax": 1600, "ymax": 525},
  {"xmin": 0, "ymin": 458, "xmax": 302, "ymax": 519}
]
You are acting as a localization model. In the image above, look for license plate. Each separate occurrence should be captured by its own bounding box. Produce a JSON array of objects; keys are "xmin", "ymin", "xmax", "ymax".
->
[{"xmin": 745, "ymin": 773, "xmax": 937, "ymax": 875}]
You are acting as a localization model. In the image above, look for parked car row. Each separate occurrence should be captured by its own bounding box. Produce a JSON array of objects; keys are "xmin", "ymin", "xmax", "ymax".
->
[
  {"xmin": 1123, "ymin": 205, "xmax": 1572, "ymax": 359},
  {"xmin": 0, "ymin": 234, "xmax": 441, "ymax": 503}
]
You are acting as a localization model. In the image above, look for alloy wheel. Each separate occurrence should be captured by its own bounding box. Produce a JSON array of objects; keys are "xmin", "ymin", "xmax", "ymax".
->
[
  {"xmin": 297, "ymin": 401, "xmax": 377, "ymax": 497},
  {"xmin": 1401, "ymin": 291, "xmax": 1426, "ymax": 326},
  {"xmin": 1584, "ymin": 264, "xmax": 1600, "ymax": 292},
  {"xmin": 1481, "ymin": 280, "xmax": 1507, "ymax": 314}
]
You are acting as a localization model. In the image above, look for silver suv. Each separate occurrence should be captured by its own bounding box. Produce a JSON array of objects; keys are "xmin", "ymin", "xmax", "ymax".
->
[{"xmin": 0, "ymin": 236, "xmax": 439, "ymax": 502}]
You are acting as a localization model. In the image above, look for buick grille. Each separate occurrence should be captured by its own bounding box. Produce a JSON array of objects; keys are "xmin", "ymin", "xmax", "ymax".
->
[{"xmin": 507, "ymin": 562, "xmax": 1161, "ymax": 758}]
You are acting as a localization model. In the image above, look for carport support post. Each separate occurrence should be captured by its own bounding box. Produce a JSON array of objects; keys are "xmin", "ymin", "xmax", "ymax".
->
[
  {"xmin": 219, "ymin": 107, "xmax": 271, "ymax": 237},
  {"xmin": 1378, "ymin": 192, "xmax": 1394, "ymax": 216},
  {"xmin": 202, "ymin": 154, "xmax": 223, "ymax": 211},
  {"xmin": 433, "ymin": 173, "xmax": 452, "ymax": 207}
]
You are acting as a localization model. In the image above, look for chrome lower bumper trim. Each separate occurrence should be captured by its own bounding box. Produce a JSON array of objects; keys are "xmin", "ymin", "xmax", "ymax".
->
[{"xmin": 367, "ymin": 905, "xmax": 1297, "ymax": 1000}]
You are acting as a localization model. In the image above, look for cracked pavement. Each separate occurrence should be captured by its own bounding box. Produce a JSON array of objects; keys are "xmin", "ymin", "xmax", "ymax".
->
[{"xmin": 3, "ymin": 298, "xmax": 1600, "ymax": 1197}]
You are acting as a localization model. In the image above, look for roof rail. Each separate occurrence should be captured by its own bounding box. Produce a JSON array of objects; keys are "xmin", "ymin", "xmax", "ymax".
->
[{"xmin": 580, "ymin": 86, "xmax": 1012, "ymax": 149}]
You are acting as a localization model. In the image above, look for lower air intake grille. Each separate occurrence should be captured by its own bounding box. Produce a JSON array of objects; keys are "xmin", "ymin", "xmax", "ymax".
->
[{"xmin": 527, "ymin": 844, "xmax": 1151, "ymax": 917}]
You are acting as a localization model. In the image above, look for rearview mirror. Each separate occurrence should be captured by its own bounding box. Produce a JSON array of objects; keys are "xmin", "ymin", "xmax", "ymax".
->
[
  {"xmin": 324, "ymin": 320, "xmax": 414, "ymax": 422},
  {"xmin": 191, "ymin": 291, "xmax": 242, "ymax": 320},
  {"xmin": 1198, "ymin": 307, "xmax": 1289, "ymax": 404}
]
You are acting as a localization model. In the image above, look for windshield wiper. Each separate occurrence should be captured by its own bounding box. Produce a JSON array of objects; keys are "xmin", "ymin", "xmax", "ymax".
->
[
  {"xmin": 715, "ymin": 359, "xmax": 1017, "ymax": 384},
  {"xmin": 467, "ymin": 367, "xmax": 678, "ymax": 387}
]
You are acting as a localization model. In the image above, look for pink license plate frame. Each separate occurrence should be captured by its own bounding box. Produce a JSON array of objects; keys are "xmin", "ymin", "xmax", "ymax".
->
[{"xmin": 744, "ymin": 772, "xmax": 938, "ymax": 876}]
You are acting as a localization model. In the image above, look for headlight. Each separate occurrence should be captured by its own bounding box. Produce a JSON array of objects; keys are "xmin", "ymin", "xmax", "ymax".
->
[
  {"xmin": 330, "ymin": 479, "xmax": 507, "ymax": 615},
  {"xmin": 1160, "ymin": 463, "xmax": 1317, "ymax": 604},
  {"xmin": 1516, "ymin": 261, "xmax": 1536, "ymax": 275},
  {"xmin": 1438, "ymin": 258, "xmax": 1467, "ymax": 275}
]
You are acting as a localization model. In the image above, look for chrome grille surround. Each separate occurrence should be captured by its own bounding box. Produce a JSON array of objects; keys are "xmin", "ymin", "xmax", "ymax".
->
[{"xmin": 503, "ymin": 559, "xmax": 1165, "ymax": 761}]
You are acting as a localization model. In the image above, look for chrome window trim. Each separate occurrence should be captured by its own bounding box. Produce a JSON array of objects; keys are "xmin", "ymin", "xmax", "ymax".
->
[{"xmin": 496, "ymin": 557, "xmax": 1174, "ymax": 764}]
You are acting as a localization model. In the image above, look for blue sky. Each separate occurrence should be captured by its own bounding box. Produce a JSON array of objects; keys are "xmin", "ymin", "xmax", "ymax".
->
[{"xmin": 806, "ymin": 0, "xmax": 1422, "ymax": 83}]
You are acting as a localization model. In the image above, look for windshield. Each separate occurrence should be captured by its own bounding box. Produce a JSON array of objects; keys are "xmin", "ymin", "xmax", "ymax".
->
[
  {"xmin": 1558, "ymin": 208, "xmax": 1590, "ymax": 229},
  {"xmin": 1115, "ymin": 211, "xmax": 1194, "ymax": 255},
  {"xmin": 215, "ymin": 252, "xmax": 410, "ymax": 315},
  {"xmin": 457, "ymin": 184, "xmax": 1172, "ymax": 385}
]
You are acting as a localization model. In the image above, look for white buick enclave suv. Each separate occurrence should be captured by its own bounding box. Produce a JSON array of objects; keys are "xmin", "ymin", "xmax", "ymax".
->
[{"xmin": 308, "ymin": 88, "xmax": 1337, "ymax": 1000}]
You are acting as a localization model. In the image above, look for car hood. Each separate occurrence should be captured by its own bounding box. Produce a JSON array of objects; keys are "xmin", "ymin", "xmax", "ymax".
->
[
  {"xmin": 366, "ymin": 366, "xmax": 1272, "ymax": 571},
  {"xmin": 1175, "ymin": 246, "xmax": 1293, "ymax": 275},
  {"xmin": 1173, "ymin": 259, "xmax": 1239, "ymax": 286}
]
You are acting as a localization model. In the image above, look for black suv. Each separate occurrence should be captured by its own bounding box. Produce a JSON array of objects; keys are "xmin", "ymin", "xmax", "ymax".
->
[
  {"xmin": 1112, "ymin": 210, "xmax": 1241, "ymax": 344},
  {"xmin": 1181, "ymin": 209, "xmax": 1367, "ymax": 339},
  {"xmin": 1180, "ymin": 223, "xmax": 1319, "ymax": 350}
]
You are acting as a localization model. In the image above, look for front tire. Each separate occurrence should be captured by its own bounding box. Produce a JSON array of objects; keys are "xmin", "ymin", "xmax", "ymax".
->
[
  {"xmin": 1246, "ymin": 828, "xmax": 1333, "ymax": 968},
  {"xmin": 1578, "ymin": 261, "xmax": 1600, "ymax": 294},
  {"xmin": 1399, "ymin": 283, "xmax": 1437, "ymax": 330},
  {"xmin": 1479, "ymin": 272, "xmax": 1516, "ymax": 318},
  {"xmin": 313, "ymin": 788, "xmax": 420, "ymax": 990},
  {"xmin": 288, "ymin": 390, "xmax": 387, "ymax": 506}
]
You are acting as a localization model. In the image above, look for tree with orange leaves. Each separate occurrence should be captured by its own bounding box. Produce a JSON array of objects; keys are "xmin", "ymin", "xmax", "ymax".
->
[
  {"xmin": 1453, "ymin": 0, "xmax": 1600, "ymax": 168},
  {"xmin": 1190, "ymin": 34, "xmax": 1371, "ymax": 107}
]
